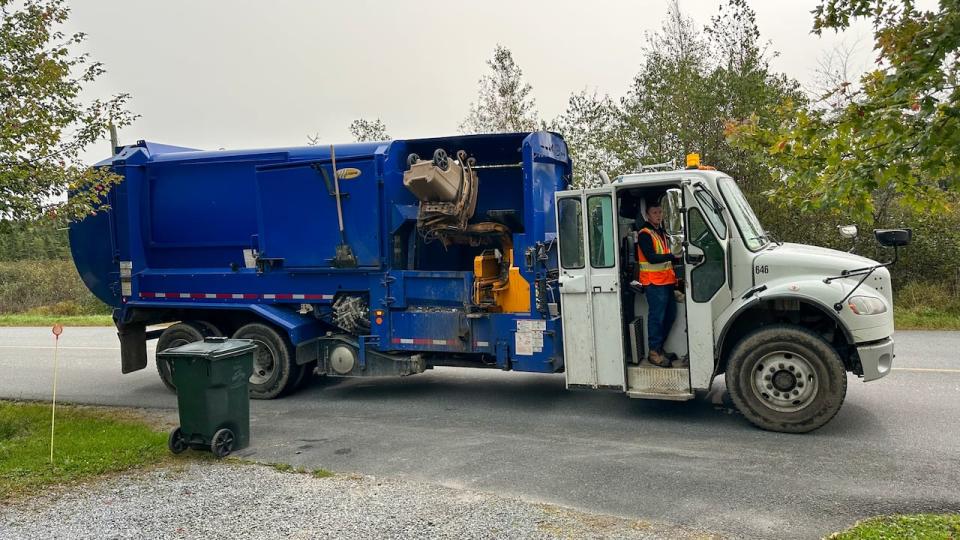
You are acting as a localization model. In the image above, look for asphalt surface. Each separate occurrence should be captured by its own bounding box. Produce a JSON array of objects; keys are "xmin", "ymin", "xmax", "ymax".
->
[{"xmin": 1, "ymin": 327, "xmax": 959, "ymax": 539}]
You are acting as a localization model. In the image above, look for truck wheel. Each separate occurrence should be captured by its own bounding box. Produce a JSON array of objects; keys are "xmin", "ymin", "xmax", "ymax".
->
[
  {"xmin": 232, "ymin": 323, "xmax": 301, "ymax": 399},
  {"xmin": 156, "ymin": 321, "xmax": 221, "ymax": 392},
  {"xmin": 725, "ymin": 324, "xmax": 847, "ymax": 433}
]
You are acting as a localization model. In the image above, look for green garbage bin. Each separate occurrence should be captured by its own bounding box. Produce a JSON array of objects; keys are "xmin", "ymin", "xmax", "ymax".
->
[{"xmin": 159, "ymin": 336, "xmax": 256, "ymax": 458}]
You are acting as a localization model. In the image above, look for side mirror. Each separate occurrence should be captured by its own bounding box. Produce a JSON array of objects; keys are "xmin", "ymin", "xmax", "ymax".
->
[
  {"xmin": 662, "ymin": 188, "xmax": 684, "ymax": 236},
  {"xmin": 838, "ymin": 225, "xmax": 858, "ymax": 239},
  {"xmin": 874, "ymin": 228, "xmax": 912, "ymax": 247}
]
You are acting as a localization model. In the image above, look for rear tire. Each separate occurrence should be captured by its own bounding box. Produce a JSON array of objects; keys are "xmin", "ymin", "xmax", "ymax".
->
[
  {"xmin": 725, "ymin": 324, "xmax": 847, "ymax": 433},
  {"xmin": 156, "ymin": 321, "xmax": 222, "ymax": 392},
  {"xmin": 232, "ymin": 323, "xmax": 300, "ymax": 399}
]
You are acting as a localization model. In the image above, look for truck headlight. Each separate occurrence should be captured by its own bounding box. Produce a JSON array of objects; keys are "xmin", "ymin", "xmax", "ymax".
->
[{"xmin": 848, "ymin": 296, "xmax": 887, "ymax": 315}]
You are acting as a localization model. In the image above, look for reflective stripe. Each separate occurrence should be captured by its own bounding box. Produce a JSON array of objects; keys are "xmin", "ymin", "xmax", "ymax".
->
[
  {"xmin": 638, "ymin": 260, "xmax": 673, "ymax": 271},
  {"xmin": 636, "ymin": 227, "xmax": 677, "ymax": 286}
]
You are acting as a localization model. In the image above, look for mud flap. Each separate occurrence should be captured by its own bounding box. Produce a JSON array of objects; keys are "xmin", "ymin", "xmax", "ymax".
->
[{"xmin": 118, "ymin": 322, "xmax": 147, "ymax": 374}]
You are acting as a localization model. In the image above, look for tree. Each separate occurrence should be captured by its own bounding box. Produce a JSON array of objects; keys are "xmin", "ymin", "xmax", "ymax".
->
[
  {"xmin": 551, "ymin": 90, "xmax": 621, "ymax": 187},
  {"xmin": 460, "ymin": 45, "xmax": 539, "ymax": 133},
  {"xmin": 348, "ymin": 118, "xmax": 390, "ymax": 142},
  {"xmin": 0, "ymin": 0, "xmax": 136, "ymax": 223},
  {"xmin": 728, "ymin": 0, "xmax": 960, "ymax": 223}
]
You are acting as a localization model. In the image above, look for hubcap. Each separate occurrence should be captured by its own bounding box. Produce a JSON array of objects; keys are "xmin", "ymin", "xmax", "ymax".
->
[
  {"xmin": 749, "ymin": 350, "xmax": 819, "ymax": 413},
  {"xmin": 248, "ymin": 339, "xmax": 276, "ymax": 385}
]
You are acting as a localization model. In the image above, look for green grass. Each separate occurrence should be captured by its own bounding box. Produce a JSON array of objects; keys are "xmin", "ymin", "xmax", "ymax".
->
[
  {"xmin": 312, "ymin": 468, "xmax": 334, "ymax": 478},
  {"xmin": 0, "ymin": 314, "xmax": 113, "ymax": 327},
  {"xmin": 829, "ymin": 514, "xmax": 960, "ymax": 539},
  {"xmin": 894, "ymin": 308, "xmax": 960, "ymax": 331},
  {"xmin": 0, "ymin": 401, "xmax": 168, "ymax": 499}
]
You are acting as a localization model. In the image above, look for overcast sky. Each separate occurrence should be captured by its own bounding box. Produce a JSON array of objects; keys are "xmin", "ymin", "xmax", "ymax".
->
[{"xmin": 63, "ymin": 0, "xmax": 934, "ymax": 163}]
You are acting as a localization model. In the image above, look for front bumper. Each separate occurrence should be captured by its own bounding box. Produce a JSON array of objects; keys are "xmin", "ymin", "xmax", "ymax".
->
[{"xmin": 857, "ymin": 337, "xmax": 894, "ymax": 382}]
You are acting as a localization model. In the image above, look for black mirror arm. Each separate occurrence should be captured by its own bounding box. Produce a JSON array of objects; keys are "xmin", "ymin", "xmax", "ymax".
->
[
  {"xmin": 825, "ymin": 245, "xmax": 900, "ymax": 281},
  {"xmin": 824, "ymin": 246, "xmax": 899, "ymax": 312}
]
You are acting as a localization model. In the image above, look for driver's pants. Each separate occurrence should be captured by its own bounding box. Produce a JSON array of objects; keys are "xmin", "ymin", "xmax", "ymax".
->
[{"xmin": 646, "ymin": 284, "xmax": 676, "ymax": 354}]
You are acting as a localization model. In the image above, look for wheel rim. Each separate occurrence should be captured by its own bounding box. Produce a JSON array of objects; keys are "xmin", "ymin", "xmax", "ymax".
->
[
  {"xmin": 749, "ymin": 350, "xmax": 819, "ymax": 413},
  {"xmin": 248, "ymin": 339, "xmax": 276, "ymax": 386},
  {"xmin": 219, "ymin": 433, "xmax": 234, "ymax": 449}
]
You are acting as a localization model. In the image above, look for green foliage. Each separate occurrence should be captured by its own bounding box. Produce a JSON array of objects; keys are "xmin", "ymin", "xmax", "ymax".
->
[
  {"xmin": 0, "ymin": 218, "xmax": 70, "ymax": 260},
  {"xmin": 0, "ymin": 0, "xmax": 136, "ymax": 223},
  {"xmin": 551, "ymin": 90, "xmax": 621, "ymax": 185},
  {"xmin": 728, "ymin": 0, "xmax": 960, "ymax": 223},
  {"xmin": 0, "ymin": 401, "xmax": 168, "ymax": 499},
  {"xmin": 553, "ymin": 0, "xmax": 804, "ymax": 191},
  {"xmin": 348, "ymin": 118, "xmax": 390, "ymax": 142},
  {"xmin": 0, "ymin": 259, "xmax": 109, "ymax": 314},
  {"xmin": 460, "ymin": 45, "xmax": 539, "ymax": 133},
  {"xmin": 828, "ymin": 513, "xmax": 960, "ymax": 539}
]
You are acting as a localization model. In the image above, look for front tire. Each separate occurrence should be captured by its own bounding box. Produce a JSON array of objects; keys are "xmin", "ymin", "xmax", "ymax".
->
[
  {"xmin": 725, "ymin": 324, "xmax": 847, "ymax": 433},
  {"xmin": 232, "ymin": 323, "xmax": 301, "ymax": 399}
]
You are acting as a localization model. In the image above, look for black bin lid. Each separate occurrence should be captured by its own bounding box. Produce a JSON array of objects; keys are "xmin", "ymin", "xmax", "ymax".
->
[{"xmin": 156, "ymin": 336, "xmax": 257, "ymax": 360}]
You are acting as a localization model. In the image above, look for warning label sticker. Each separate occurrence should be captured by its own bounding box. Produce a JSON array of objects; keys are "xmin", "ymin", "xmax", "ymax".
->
[{"xmin": 515, "ymin": 319, "xmax": 546, "ymax": 356}]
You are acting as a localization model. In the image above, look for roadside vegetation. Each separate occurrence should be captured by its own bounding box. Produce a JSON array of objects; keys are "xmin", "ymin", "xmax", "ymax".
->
[
  {"xmin": 830, "ymin": 514, "xmax": 960, "ymax": 539},
  {"xmin": 0, "ymin": 401, "xmax": 168, "ymax": 499}
]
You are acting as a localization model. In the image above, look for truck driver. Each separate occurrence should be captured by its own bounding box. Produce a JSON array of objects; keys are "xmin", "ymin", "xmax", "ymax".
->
[{"xmin": 635, "ymin": 200, "xmax": 681, "ymax": 367}]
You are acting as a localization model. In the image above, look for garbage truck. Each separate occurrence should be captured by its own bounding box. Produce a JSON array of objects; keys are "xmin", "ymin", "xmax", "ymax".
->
[{"xmin": 70, "ymin": 131, "xmax": 909, "ymax": 433}]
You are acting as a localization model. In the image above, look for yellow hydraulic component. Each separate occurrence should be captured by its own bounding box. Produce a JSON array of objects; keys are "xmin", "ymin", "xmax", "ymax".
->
[
  {"xmin": 493, "ymin": 265, "xmax": 530, "ymax": 313},
  {"xmin": 472, "ymin": 248, "xmax": 530, "ymax": 313}
]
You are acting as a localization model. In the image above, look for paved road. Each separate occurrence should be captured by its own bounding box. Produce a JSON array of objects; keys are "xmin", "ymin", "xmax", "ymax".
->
[{"xmin": 2, "ymin": 327, "xmax": 958, "ymax": 539}]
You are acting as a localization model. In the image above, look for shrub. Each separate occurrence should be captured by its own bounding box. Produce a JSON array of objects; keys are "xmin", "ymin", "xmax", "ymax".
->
[{"xmin": 0, "ymin": 260, "xmax": 109, "ymax": 315}]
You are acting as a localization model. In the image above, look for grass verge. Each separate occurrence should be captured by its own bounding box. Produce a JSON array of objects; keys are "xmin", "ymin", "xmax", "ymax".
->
[
  {"xmin": 0, "ymin": 401, "xmax": 168, "ymax": 500},
  {"xmin": 894, "ymin": 308, "xmax": 960, "ymax": 331},
  {"xmin": 829, "ymin": 514, "xmax": 960, "ymax": 539},
  {"xmin": 0, "ymin": 314, "xmax": 113, "ymax": 327}
]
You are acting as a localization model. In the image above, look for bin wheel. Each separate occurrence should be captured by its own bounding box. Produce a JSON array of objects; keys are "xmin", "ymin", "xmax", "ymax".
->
[
  {"xmin": 211, "ymin": 428, "xmax": 235, "ymax": 458},
  {"xmin": 168, "ymin": 427, "xmax": 187, "ymax": 454}
]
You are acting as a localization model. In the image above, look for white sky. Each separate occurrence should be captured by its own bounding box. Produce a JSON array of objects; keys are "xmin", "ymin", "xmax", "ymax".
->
[{"xmin": 63, "ymin": 0, "xmax": 935, "ymax": 163}]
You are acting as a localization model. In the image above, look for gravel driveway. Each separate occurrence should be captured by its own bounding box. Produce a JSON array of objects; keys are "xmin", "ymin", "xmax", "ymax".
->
[{"xmin": 0, "ymin": 463, "xmax": 718, "ymax": 539}]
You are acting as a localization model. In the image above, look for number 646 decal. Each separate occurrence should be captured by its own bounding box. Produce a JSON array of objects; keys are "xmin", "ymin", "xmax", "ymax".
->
[{"xmin": 754, "ymin": 265, "xmax": 769, "ymax": 274}]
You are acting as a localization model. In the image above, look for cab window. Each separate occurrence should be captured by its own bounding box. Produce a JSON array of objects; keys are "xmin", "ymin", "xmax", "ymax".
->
[
  {"xmin": 587, "ymin": 195, "xmax": 615, "ymax": 268},
  {"xmin": 558, "ymin": 198, "xmax": 584, "ymax": 269},
  {"xmin": 688, "ymin": 208, "xmax": 725, "ymax": 302}
]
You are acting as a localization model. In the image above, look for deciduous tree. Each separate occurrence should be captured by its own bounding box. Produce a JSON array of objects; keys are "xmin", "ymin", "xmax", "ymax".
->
[
  {"xmin": 0, "ymin": 0, "xmax": 135, "ymax": 222},
  {"xmin": 460, "ymin": 45, "xmax": 539, "ymax": 133}
]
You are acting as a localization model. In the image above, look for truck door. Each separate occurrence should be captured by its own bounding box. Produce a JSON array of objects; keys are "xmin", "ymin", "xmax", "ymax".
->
[
  {"xmin": 682, "ymin": 181, "xmax": 733, "ymax": 389},
  {"xmin": 556, "ymin": 188, "xmax": 626, "ymax": 390}
]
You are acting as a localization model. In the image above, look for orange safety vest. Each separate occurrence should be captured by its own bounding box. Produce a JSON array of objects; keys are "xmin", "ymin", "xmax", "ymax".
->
[{"xmin": 636, "ymin": 227, "xmax": 677, "ymax": 286}]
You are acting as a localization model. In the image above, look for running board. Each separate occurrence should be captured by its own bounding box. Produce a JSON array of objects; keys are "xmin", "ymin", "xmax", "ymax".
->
[{"xmin": 626, "ymin": 364, "xmax": 693, "ymax": 401}]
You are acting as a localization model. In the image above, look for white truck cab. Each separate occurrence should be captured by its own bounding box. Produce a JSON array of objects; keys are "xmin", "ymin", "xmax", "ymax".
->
[{"xmin": 555, "ymin": 163, "xmax": 906, "ymax": 433}]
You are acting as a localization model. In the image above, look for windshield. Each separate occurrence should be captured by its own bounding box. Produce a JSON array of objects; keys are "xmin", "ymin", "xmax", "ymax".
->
[{"xmin": 717, "ymin": 177, "xmax": 768, "ymax": 251}]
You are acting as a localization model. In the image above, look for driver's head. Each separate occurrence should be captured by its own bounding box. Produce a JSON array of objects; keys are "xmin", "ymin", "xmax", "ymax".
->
[{"xmin": 646, "ymin": 201, "xmax": 664, "ymax": 227}]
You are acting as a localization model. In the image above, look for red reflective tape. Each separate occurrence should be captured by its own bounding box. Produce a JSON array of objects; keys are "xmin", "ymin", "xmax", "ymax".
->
[{"xmin": 139, "ymin": 292, "xmax": 331, "ymax": 301}]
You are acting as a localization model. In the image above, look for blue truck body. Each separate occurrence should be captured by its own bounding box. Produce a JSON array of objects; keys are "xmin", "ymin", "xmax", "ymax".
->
[{"xmin": 70, "ymin": 132, "xmax": 570, "ymax": 388}]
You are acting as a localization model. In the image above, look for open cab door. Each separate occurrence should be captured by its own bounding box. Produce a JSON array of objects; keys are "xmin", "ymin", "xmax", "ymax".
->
[{"xmin": 555, "ymin": 186, "xmax": 626, "ymax": 390}]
